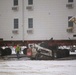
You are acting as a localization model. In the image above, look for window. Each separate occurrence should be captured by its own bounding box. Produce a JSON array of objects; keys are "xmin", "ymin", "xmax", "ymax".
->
[
  {"xmin": 28, "ymin": 18, "xmax": 33, "ymax": 28},
  {"xmin": 68, "ymin": 16, "xmax": 73, "ymax": 27},
  {"xmin": 28, "ymin": 0, "xmax": 33, "ymax": 5},
  {"xmin": 14, "ymin": 19, "xmax": 19, "ymax": 29},
  {"xmin": 68, "ymin": 0, "xmax": 73, "ymax": 2},
  {"xmin": 14, "ymin": 0, "xmax": 18, "ymax": 6}
]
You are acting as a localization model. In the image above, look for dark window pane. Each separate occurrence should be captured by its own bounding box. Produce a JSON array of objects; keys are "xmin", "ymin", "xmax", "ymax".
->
[
  {"xmin": 14, "ymin": 0, "xmax": 18, "ymax": 6},
  {"xmin": 28, "ymin": 0, "xmax": 33, "ymax": 5},
  {"xmin": 68, "ymin": 22, "xmax": 73, "ymax": 27},
  {"xmin": 68, "ymin": 16, "xmax": 73, "ymax": 27},
  {"xmin": 28, "ymin": 18, "xmax": 33, "ymax": 28},
  {"xmin": 68, "ymin": 0, "xmax": 73, "ymax": 2},
  {"xmin": 14, "ymin": 19, "xmax": 18, "ymax": 29}
]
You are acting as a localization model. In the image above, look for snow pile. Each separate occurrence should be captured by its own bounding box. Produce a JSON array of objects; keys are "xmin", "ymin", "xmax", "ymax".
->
[{"xmin": 0, "ymin": 60, "xmax": 76, "ymax": 75}]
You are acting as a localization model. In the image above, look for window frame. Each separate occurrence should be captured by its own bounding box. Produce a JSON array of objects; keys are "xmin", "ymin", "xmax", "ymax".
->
[
  {"xmin": 14, "ymin": 0, "xmax": 18, "ymax": 6},
  {"xmin": 28, "ymin": 18, "xmax": 33, "ymax": 28},
  {"xmin": 68, "ymin": 0, "xmax": 73, "ymax": 2},
  {"xmin": 68, "ymin": 16, "xmax": 73, "ymax": 27},
  {"xmin": 14, "ymin": 19, "xmax": 19, "ymax": 29},
  {"xmin": 28, "ymin": 0, "xmax": 33, "ymax": 5}
]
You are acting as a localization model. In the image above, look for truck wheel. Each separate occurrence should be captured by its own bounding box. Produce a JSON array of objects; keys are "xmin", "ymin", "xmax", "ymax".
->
[
  {"xmin": 0, "ymin": 47, "xmax": 3, "ymax": 56},
  {"xmin": 5, "ymin": 48, "xmax": 12, "ymax": 55},
  {"xmin": 64, "ymin": 49, "xmax": 69, "ymax": 57},
  {"xmin": 23, "ymin": 48, "xmax": 27, "ymax": 55},
  {"xmin": 1, "ymin": 49, "xmax": 6, "ymax": 56}
]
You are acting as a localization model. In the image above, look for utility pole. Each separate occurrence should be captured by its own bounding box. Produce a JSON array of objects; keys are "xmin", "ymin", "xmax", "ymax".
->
[{"xmin": 22, "ymin": 0, "xmax": 24, "ymax": 42}]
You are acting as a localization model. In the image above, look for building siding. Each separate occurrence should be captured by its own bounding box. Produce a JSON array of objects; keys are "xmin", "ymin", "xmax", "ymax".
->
[{"xmin": 0, "ymin": 0, "xmax": 76, "ymax": 41}]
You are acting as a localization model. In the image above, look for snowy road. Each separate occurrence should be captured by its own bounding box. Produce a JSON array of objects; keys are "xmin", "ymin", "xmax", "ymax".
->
[{"xmin": 0, "ymin": 60, "xmax": 76, "ymax": 75}]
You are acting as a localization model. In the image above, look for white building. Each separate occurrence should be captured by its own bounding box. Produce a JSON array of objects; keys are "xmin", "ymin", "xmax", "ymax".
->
[{"xmin": 0, "ymin": 0, "xmax": 76, "ymax": 42}]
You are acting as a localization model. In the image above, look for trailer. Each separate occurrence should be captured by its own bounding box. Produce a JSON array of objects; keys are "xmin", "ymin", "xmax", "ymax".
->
[{"xmin": 0, "ymin": 38, "xmax": 76, "ymax": 59}]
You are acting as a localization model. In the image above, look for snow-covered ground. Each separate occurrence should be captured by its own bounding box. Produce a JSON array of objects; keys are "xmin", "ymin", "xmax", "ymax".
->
[
  {"xmin": 70, "ymin": 50, "xmax": 76, "ymax": 54},
  {"xmin": 0, "ymin": 60, "xmax": 76, "ymax": 75}
]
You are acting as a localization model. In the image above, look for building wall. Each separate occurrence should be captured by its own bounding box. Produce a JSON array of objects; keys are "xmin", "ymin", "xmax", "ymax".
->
[{"xmin": 0, "ymin": 0, "xmax": 76, "ymax": 41}]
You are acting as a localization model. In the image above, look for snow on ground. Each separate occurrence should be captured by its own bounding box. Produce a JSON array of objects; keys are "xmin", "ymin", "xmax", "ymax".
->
[
  {"xmin": 0, "ymin": 60, "xmax": 76, "ymax": 75},
  {"xmin": 70, "ymin": 50, "xmax": 76, "ymax": 54}
]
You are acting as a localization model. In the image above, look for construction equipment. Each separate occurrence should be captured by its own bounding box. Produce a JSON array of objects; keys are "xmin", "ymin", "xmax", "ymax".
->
[{"xmin": 27, "ymin": 41, "xmax": 70, "ymax": 60}]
